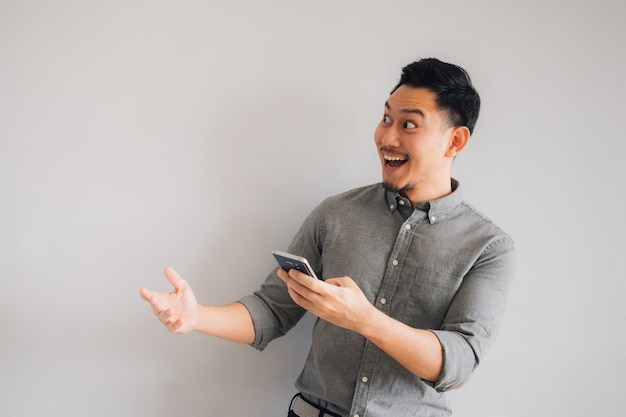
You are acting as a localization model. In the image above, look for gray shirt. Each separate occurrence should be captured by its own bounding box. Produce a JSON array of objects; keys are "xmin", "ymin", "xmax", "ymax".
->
[{"xmin": 240, "ymin": 180, "xmax": 515, "ymax": 417}]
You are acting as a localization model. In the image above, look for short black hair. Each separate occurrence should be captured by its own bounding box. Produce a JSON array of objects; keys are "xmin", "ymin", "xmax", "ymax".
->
[{"xmin": 392, "ymin": 58, "xmax": 481, "ymax": 134}]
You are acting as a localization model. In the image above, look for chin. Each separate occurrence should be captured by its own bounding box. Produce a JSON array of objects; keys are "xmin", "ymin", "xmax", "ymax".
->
[{"xmin": 382, "ymin": 181, "xmax": 413, "ymax": 194}]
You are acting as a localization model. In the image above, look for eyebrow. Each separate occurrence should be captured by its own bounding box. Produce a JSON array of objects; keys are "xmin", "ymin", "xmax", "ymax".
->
[{"xmin": 385, "ymin": 101, "xmax": 425, "ymax": 117}]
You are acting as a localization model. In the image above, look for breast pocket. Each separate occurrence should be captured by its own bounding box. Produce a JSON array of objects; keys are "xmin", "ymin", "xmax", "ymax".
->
[{"xmin": 400, "ymin": 267, "xmax": 464, "ymax": 330}]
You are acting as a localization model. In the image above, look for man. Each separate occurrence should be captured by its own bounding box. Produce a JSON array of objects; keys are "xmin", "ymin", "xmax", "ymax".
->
[{"xmin": 140, "ymin": 58, "xmax": 515, "ymax": 416}]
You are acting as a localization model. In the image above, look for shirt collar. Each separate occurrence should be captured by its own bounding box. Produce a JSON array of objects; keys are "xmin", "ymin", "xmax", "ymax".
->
[{"xmin": 385, "ymin": 178, "xmax": 463, "ymax": 224}]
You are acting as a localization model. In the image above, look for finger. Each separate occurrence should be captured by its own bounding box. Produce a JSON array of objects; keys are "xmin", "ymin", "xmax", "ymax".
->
[
  {"xmin": 140, "ymin": 287, "xmax": 169, "ymax": 315},
  {"xmin": 324, "ymin": 277, "xmax": 348, "ymax": 288},
  {"xmin": 286, "ymin": 285, "xmax": 309, "ymax": 308},
  {"xmin": 158, "ymin": 308, "xmax": 173, "ymax": 323},
  {"xmin": 169, "ymin": 318, "xmax": 185, "ymax": 334},
  {"xmin": 278, "ymin": 269, "xmax": 308, "ymax": 292},
  {"xmin": 158, "ymin": 309, "xmax": 183, "ymax": 330},
  {"xmin": 139, "ymin": 287, "xmax": 152, "ymax": 301},
  {"xmin": 288, "ymin": 269, "xmax": 322, "ymax": 293},
  {"xmin": 285, "ymin": 270, "xmax": 309, "ymax": 293},
  {"xmin": 286, "ymin": 276, "xmax": 322, "ymax": 306},
  {"xmin": 164, "ymin": 267, "xmax": 185, "ymax": 292},
  {"xmin": 139, "ymin": 287, "xmax": 159, "ymax": 307},
  {"xmin": 276, "ymin": 268, "xmax": 289, "ymax": 281}
]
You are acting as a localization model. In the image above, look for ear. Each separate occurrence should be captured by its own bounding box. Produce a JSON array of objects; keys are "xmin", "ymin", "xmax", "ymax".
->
[{"xmin": 445, "ymin": 126, "xmax": 470, "ymax": 158}]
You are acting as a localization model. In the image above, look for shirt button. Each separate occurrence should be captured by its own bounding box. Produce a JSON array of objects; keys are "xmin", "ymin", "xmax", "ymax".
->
[
  {"xmin": 392, "ymin": 259, "xmax": 399, "ymax": 266},
  {"xmin": 430, "ymin": 216, "xmax": 437, "ymax": 223},
  {"xmin": 405, "ymin": 224, "xmax": 411, "ymax": 230},
  {"xmin": 380, "ymin": 298, "xmax": 387, "ymax": 305},
  {"xmin": 399, "ymin": 199, "xmax": 405, "ymax": 206},
  {"xmin": 389, "ymin": 204, "xmax": 395, "ymax": 210},
  {"xmin": 361, "ymin": 376, "xmax": 368, "ymax": 383}
]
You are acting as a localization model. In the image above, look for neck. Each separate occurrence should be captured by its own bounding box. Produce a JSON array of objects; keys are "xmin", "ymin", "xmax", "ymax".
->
[{"xmin": 401, "ymin": 177, "xmax": 453, "ymax": 205}]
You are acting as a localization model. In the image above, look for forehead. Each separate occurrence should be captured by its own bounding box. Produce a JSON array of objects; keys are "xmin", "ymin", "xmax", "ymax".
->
[{"xmin": 386, "ymin": 85, "xmax": 441, "ymax": 115}]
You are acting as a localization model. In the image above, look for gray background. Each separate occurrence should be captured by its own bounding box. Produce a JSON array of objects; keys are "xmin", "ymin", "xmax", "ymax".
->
[{"xmin": 1, "ymin": 1, "xmax": 625, "ymax": 416}]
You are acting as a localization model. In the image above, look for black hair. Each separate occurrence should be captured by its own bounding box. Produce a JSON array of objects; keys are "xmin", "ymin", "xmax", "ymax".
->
[{"xmin": 392, "ymin": 58, "xmax": 481, "ymax": 134}]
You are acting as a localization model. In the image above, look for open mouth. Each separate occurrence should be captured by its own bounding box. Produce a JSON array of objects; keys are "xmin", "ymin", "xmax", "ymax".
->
[{"xmin": 384, "ymin": 153, "xmax": 408, "ymax": 168}]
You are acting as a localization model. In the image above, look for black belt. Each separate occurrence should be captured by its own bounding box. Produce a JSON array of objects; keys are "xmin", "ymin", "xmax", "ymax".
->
[{"xmin": 289, "ymin": 394, "xmax": 342, "ymax": 417}]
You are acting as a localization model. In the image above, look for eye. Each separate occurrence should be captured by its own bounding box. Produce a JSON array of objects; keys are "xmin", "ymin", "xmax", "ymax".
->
[
  {"xmin": 382, "ymin": 115, "xmax": 391, "ymax": 124},
  {"xmin": 403, "ymin": 121, "xmax": 417, "ymax": 129}
]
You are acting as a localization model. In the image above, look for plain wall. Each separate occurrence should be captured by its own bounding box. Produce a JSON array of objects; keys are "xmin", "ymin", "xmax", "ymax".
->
[{"xmin": 1, "ymin": 1, "xmax": 625, "ymax": 416}]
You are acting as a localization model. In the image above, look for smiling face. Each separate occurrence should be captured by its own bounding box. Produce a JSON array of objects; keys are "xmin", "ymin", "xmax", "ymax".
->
[{"xmin": 374, "ymin": 85, "xmax": 470, "ymax": 204}]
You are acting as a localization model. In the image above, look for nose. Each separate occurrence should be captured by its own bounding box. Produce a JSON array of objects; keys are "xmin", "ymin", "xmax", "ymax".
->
[{"xmin": 378, "ymin": 125, "xmax": 401, "ymax": 148}]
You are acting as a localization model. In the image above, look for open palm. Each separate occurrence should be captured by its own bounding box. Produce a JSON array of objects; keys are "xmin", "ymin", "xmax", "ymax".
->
[{"xmin": 139, "ymin": 267, "xmax": 199, "ymax": 334}]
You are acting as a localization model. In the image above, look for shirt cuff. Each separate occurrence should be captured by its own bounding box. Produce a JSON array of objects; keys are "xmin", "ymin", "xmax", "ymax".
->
[
  {"xmin": 238, "ymin": 295, "xmax": 277, "ymax": 351},
  {"xmin": 430, "ymin": 330, "xmax": 476, "ymax": 392}
]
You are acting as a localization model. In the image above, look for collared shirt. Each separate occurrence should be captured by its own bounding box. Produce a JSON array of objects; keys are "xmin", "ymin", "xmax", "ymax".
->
[{"xmin": 240, "ymin": 180, "xmax": 515, "ymax": 417}]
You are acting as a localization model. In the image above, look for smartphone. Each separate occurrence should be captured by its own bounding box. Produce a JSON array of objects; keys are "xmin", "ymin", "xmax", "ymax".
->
[{"xmin": 272, "ymin": 250, "xmax": 320, "ymax": 280}]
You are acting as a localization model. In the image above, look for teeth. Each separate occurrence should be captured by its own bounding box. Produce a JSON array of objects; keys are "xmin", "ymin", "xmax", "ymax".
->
[{"xmin": 384, "ymin": 154, "xmax": 407, "ymax": 161}]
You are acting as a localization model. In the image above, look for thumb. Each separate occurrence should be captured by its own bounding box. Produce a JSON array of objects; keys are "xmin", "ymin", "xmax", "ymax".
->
[{"xmin": 164, "ymin": 266, "xmax": 185, "ymax": 292}]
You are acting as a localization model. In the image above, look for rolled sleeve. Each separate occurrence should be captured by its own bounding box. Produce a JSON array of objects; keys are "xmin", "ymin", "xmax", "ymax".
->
[
  {"xmin": 431, "ymin": 330, "xmax": 476, "ymax": 391},
  {"xmin": 238, "ymin": 295, "xmax": 278, "ymax": 351},
  {"xmin": 238, "ymin": 268, "xmax": 308, "ymax": 351},
  {"xmin": 432, "ymin": 237, "xmax": 516, "ymax": 391}
]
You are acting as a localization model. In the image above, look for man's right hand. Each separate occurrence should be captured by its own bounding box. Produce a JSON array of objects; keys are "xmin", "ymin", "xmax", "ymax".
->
[{"xmin": 140, "ymin": 267, "xmax": 199, "ymax": 334}]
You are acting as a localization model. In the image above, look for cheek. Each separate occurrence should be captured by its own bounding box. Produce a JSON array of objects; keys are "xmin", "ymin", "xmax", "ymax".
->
[{"xmin": 373, "ymin": 125, "xmax": 384, "ymax": 146}]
